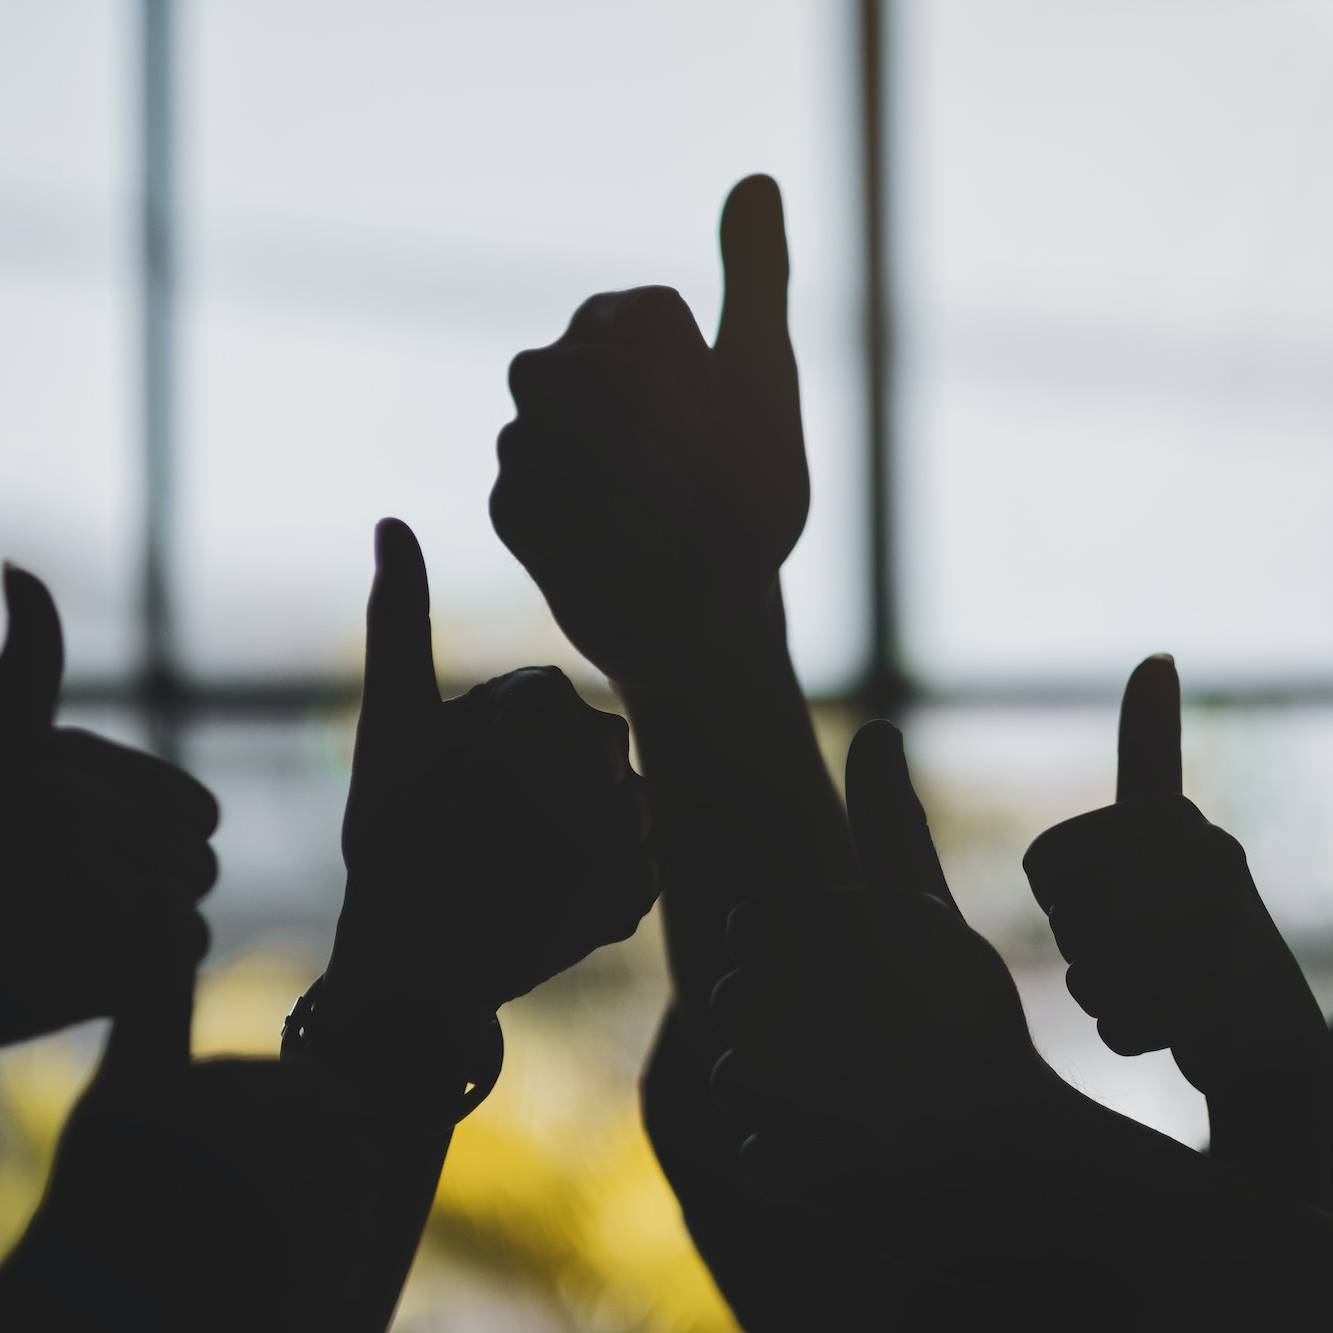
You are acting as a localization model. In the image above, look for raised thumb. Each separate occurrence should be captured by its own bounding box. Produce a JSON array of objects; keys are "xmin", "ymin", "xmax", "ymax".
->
[
  {"xmin": 361, "ymin": 518, "xmax": 439, "ymax": 723},
  {"xmin": 1116, "ymin": 653, "xmax": 1181, "ymax": 803},
  {"xmin": 845, "ymin": 720, "xmax": 958, "ymax": 915},
  {"xmin": 0, "ymin": 564, "xmax": 64, "ymax": 742},
  {"xmin": 715, "ymin": 174, "xmax": 791, "ymax": 363}
]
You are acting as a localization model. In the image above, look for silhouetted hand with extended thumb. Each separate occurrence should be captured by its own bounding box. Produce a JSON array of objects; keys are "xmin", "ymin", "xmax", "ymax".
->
[
  {"xmin": 492, "ymin": 174, "xmax": 807, "ymax": 692},
  {"xmin": 710, "ymin": 721, "xmax": 1044, "ymax": 1190},
  {"xmin": 318, "ymin": 519, "xmax": 658, "ymax": 1112},
  {"xmin": 0, "ymin": 565, "xmax": 216, "ymax": 1047},
  {"xmin": 1024, "ymin": 655, "xmax": 1333, "ymax": 1204}
]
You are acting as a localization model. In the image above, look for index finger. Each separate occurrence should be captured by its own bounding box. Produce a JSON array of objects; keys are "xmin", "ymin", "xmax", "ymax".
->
[{"xmin": 1116, "ymin": 654, "xmax": 1182, "ymax": 803}]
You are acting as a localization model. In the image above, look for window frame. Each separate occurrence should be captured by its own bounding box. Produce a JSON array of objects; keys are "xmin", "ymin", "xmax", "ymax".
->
[{"xmin": 62, "ymin": 0, "xmax": 1331, "ymax": 761}]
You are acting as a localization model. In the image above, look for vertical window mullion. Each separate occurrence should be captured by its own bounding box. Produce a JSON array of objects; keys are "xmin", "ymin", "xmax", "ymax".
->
[
  {"xmin": 139, "ymin": 0, "xmax": 178, "ymax": 758},
  {"xmin": 858, "ymin": 0, "xmax": 903, "ymax": 716}
]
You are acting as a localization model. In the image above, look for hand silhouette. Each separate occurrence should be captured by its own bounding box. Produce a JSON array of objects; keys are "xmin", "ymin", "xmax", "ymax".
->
[
  {"xmin": 491, "ymin": 175, "xmax": 806, "ymax": 691},
  {"xmin": 322, "ymin": 518, "xmax": 658, "ymax": 1055},
  {"xmin": 1023, "ymin": 655, "xmax": 1333, "ymax": 1201},
  {"xmin": 0, "ymin": 565, "xmax": 217, "ymax": 1047},
  {"xmin": 704, "ymin": 721, "xmax": 1333, "ymax": 1327},
  {"xmin": 712, "ymin": 721, "xmax": 1047, "ymax": 1179}
]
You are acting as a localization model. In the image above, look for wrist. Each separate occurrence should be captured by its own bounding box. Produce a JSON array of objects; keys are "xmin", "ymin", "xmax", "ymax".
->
[
  {"xmin": 1176, "ymin": 974, "xmax": 1333, "ymax": 1096},
  {"xmin": 282, "ymin": 974, "xmax": 502, "ymax": 1134},
  {"xmin": 325, "ymin": 891, "xmax": 495, "ymax": 1033},
  {"xmin": 615, "ymin": 582, "xmax": 791, "ymax": 713}
]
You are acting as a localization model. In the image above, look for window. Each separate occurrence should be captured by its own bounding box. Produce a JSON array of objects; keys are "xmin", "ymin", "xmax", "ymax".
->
[
  {"xmin": 896, "ymin": 1, "xmax": 1333, "ymax": 687},
  {"xmin": 177, "ymin": 0, "xmax": 865, "ymax": 692},
  {"xmin": 4, "ymin": 4, "xmax": 1333, "ymax": 1327},
  {"xmin": 0, "ymin": 1, "xmax": 139, "ymax": 675}
]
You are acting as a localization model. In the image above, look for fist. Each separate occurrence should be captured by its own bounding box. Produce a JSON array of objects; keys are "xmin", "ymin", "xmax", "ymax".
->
[
  {"xmin": 1023, "ymin": 656, "xmax": 1327, "ymax": 1091},
  {"xmin": 328, "ymin": 519, "xmax": 659, "ymax": 1031},
  {"xmin": 491, "ymin": 175, "xmax": 807, "ymax": 691},
  {"xmin": 0, "ymin": 566, "xmax": 217, "ymax": 1047}
]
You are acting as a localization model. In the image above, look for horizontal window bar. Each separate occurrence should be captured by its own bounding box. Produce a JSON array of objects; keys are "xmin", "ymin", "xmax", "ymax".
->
[{"xmin": 54, "ymin": 674, "xmax": 1333, "ymax": 715}]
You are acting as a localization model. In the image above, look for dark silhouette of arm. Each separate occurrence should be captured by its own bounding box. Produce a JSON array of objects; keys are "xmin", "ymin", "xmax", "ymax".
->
[
  {"xmin": 0, "ymin": 904, "xmax": 349, "ymax": 1332},
  {"xmin": 490, "ymin": 175, "xmax": 857, "ymax": 1318},
  {"xmin": 287, "ymin": 518, "xmax": 659, "ymax": 1329},
  {"xmin": 0, "ymin": 565, "xmax": 217, "ymax": 1047},
  {"xmin": 1024, "ymin": 655, "xmax": 1333, "ymax": 1209},
  {"xmin": 711, "ymin": 720, "xmax": 1333, "ymax": 1327}
]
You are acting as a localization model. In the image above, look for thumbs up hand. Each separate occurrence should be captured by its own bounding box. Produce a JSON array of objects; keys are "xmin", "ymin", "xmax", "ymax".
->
[
  {"xmin": 1024, "ymin": 656, "xmax": 1328, "ymax": 1092},
  {"xmin": 491, "ymin": 175, "xmax": 807, "ymax": 692},
  {"xmin": 701, "ymin": 722, "xmax": 1333, "ymax": 1320},
  {"xmin": 0, "ymin": 565, "xmax": 217, "ymax": 1047},
  {"xmin": 1024, "ymin": 656, "xmax": 1333, "ymax": 1204},
  {"xmin": 710, "ymin": 722, "xmax": 1047, "ymax": 1175},
  {"xmin": 321, "ymin": 520, "xmax": 658, "ymax": 1075}
]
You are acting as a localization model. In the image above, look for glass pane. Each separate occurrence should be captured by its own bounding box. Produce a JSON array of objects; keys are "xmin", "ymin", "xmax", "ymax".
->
[
  {"xmin": 905, "ymin": 702, "xmax": 1333, "ymax": 1150},
  {"xmin": 178, "ymin": 0, "xmax": 865, "ymax": 694},
  {"xmin": 0, "ymin": 0, "xmax": 139, "ymax": 677},
  {"xmin": 895, "ymin": 2, "xmax": 1333, "ymax": 687},
  {"xmin": 180, "ymin": 716, "xmax": 351, "ymax": 969}
]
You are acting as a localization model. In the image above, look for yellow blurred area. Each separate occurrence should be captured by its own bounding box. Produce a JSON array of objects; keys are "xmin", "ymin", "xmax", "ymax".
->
[{"xmin": 0, "ymin": 946, "xmax": 737, "ymax": 1331}]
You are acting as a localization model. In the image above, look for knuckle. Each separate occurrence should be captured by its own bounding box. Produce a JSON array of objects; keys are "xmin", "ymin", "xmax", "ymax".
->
[
  {"xmin": 596, "ymin": 892, "xmax": 647, "ymax": 945},
  {"xmin": 507, "ymin": 348, "xmax": 546, "ymax": 407},
  {"xmin": 1200, "ymin": 823, "xmax": 1247, "ymax": 870},
  {"xmin": 565, "ymin": 292, "xmax": 624, "ymax": 341},
  {"xmin": 621, "ymin": 285, "xmax": 696, "ymax": 346},
  {"xmin": 1064, "ymin": 966, "xmax": 1106, "ymax": 1017},
  {"xmin": 188, "ymin": 843, "xmax": 220, "ymax": 900},
  {"xmin": 1096, "ymin": 1016, "xmax": 1163, "ymax": 1058},
  {"xmin": 199, "ymin": 793, "xmax": 221, "ymax": 839},
  {"xmin": 627, "ymin": 283, "xmax": 688, "ymax": 319},
  {"xmin": 495, "ymin": 420, "xmax": 530, "ymax": 474},
  {"xmin": 605, "ymin": 915, "xmax": 641, "ymax": 945},
  {"xmin": 488, "ymin": 476, "xmax": 522, "ymax": 544},
  {"xmin": 488, "ymin": 665, "xmax": 581, "ymax": 729},
  {"xmin": 182, "ymin": 910, "xmax": 211, "ymax": 962},
  {"xmin": 565, "ymin": 286, "xmax": 695, "ymax": 350},
  {"xmin": 508, "ymin": 664, "xmax": 574, "ymax": 700}
]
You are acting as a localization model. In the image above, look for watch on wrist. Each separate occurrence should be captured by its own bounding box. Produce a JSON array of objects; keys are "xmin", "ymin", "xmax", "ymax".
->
[{"xmin": 281, "ymin": 974, "xmax": 503, "ymax": 1134}]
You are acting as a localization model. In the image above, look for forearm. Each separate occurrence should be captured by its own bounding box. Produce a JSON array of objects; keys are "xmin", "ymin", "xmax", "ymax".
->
[
  {"xmin": 0, "ymin": 1214, "xmax": 165, "ymax": 1331},
  {"xmin": 1208, "ymin": 1082, "xmax": 1333, "ymax": 1211},
  {"xmin": 289, "ymin": 960, "xmax": 468, "ymax": 1331},
  {"xmin": 1200, "ymin": 1017, "xmax": 1333, "ymax": 1210},
  {"xmin": 328, "ymin": 1132, "xmax": 451, "ymax": 1333},
  {"xmin": 1051, "ymin": 1097, "xmax": 1333, "ymax": 1324},
  {"xmin": 1187, "ymin": 950, "xmax": 1333, "ymax": 1209},
  {"xmin": 878, "ymin": 1084, "xmax": 1333, "ymax": 1327},
  {"xmin": 626, "ymin": 603, "xmax": 857, "ymax": 1325},
  {"xmin": 620, "ymin": 597, "xmax": 855, "ymax": 1010}
]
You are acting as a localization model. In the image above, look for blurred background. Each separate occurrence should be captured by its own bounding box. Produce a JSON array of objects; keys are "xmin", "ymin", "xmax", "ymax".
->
[{"xmin": 4, "ymin": 1, "xmax": 1333, "ymax": 1327}]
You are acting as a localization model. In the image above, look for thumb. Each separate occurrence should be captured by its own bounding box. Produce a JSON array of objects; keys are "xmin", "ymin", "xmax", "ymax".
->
[
  {"xmin": 845, "ymin": 720, "xmax": 959, "ymax": 915},
  {"xmin": 361, "ymin": 518, "xmax": 439, "ymax": 725},
  {"xmin": 0, "ymin": 563, "xmax": 64, "ymax": 740},
  {"xmin": 715, "ymin": 174, "xmax": 792, "ymax": 363},
  {"xmin": 1116, "ymin": 653, "xmax": 1181, "ymax": 802}
]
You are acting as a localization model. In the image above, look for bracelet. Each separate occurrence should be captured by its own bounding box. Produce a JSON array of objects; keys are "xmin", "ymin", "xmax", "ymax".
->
[{"xmin": 281, "ymin": 975, "xmax": 504, "ymax": 1133}]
